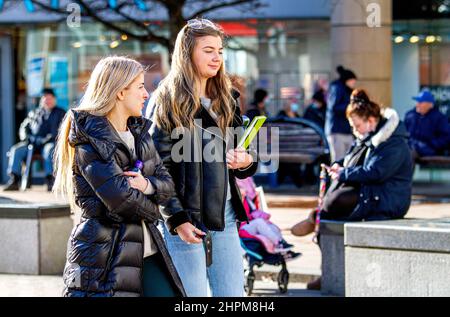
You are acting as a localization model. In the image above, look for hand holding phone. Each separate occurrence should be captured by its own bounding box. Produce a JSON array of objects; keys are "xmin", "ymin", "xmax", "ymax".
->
[{"xmin": 321, "ymin": 164, "xmax": 331, "ymax": 172}]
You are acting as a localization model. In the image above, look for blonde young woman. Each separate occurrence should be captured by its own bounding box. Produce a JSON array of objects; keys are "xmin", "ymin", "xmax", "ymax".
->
[
  {"xmin": 147, "ymin": 19, "xmax": 258, "ymax": 297},
  {"xmin": 54, "ymin": 56, "xmax": 185, "ymax": 297}
]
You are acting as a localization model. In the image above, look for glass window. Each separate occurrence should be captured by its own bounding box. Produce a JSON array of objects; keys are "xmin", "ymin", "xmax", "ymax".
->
[
  {"xmin": 22, "ymin": 22, "xmax": 169, "ymax": 111},
  {"xmin": 221, "ymin": 19, "xmax": 331, "ymax": 117}
]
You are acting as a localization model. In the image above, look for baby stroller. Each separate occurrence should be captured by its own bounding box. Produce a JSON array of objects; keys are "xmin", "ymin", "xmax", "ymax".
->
[
  {"xmin": 240, "ymin": 237, "xmax": 293, "ymax": 295},
  {"xmin": 237, "ymin": 179, "xmax": 301, "ymax": 295}
]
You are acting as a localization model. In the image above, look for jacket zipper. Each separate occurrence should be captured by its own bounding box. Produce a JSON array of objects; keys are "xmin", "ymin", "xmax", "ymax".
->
[
  {"xmin": 196, "ymin": 125, "xmax": 204, "ymax": 228},
  {"xmin": 101, "ymin": 224, "xmax": 121, "ymax": 284}
]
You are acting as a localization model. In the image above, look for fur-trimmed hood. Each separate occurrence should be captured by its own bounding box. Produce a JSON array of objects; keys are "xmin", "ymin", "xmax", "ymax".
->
[{"xmin": 371, "ymin": 108, "xmax": 401, "ymax": 148}]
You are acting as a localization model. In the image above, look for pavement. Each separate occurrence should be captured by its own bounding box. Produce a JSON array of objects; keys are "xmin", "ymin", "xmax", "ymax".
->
[
  {"xmin": 0, "ymin": 273, "xmax": 325, "ymax": 297},
  {"xmin": 2, "ymin": 182, "xmax": 450, "ymax": 297}
]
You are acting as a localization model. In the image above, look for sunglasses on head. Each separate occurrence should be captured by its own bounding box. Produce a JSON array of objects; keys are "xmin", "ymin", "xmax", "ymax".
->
[{"xmin": 187, "ymin": 18, "xmax": 219, "ymax": 30}]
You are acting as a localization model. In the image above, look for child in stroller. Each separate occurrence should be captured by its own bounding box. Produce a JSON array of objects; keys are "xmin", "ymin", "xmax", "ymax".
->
[{"xmin": 236, "ymin": 177, "xmax": 301, "ymax": 295}]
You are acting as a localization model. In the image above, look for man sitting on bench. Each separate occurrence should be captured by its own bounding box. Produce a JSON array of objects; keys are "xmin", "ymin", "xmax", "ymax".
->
[
  {"xmin": 404, "ymin": 89, "xmax": 450, "ymax": 161},
  {"xmin": 3, "ymin": 88, "xmax": 66, "ymax": 191}
]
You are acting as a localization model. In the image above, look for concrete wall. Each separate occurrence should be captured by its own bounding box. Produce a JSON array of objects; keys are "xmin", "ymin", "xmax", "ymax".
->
[
  {"xmin": 345, "ymin": 219, "xmax": 450, "ymax": 297},
  {"xmin": 0, "ymin": 205, "xmax": 73, "ymax": 275},
  {"xmin": 346, "ymin": 246, "xmax": 450, "ymax": 297},
  {"xmin": 0, "ymin": 218, "xmax": 40, "ymax": 274},
  {"xmin": 320, "ymin": 233, "xmax": 345, "ymax": 296},
  {"xmin": 320, "ymin": 220, "xmax": 346, "ymax": 296}
]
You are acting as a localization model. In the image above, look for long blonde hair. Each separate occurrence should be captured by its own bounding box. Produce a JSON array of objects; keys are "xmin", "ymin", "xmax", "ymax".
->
[
  {"xmin": 152, "ymin": 20, "xmax": 235, "ymax": 134},
  {"xmin": 53, "ymin": 56, "xmax": 144, "ymax": 209}
]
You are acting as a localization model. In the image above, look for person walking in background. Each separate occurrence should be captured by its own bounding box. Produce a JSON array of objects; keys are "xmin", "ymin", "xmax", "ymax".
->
[
  {"xmin": 147, "ymin": 18, "xmax": 258, "ymax": 297},
  {"xmin": 404, "ymin": 89, "xmax": 450, "ymax": 161},
  {"xmin": 54, "ymin": 56, "xmax": 185, "ymax": 297},
  {"xmin": 3, "ymin": 88, "xmax": 65, "ymax": 191},
  {"xmin": 246, "ymin": 88, "xmax": 270, "ymax": 122},
  {"xmin": 325, "ymin": 65, "xmax": 357, "ymax": 162}
]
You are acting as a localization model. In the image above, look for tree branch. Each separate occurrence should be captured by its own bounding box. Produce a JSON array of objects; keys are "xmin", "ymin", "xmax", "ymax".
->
[
  {"xmin": 187, "ymin": 0, "xmax": 260, "ymax": 20},
  {"xmin": 30, "ymin": 0, "xmax": 71, "ymax": 14},
  {"xmin": 76, "ymin": 0, "xmax": 169, "ymax": 46}
]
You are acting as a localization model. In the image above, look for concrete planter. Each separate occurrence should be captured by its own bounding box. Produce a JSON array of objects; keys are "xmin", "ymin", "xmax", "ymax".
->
[
  {"xmin": 345, "ymin": 218, "xmax": 450, "ymax": 297},
  {"xmin": 0, "ymin": 203, "xmax": 72, "ymax": 275},
  {"xmin": 320, "ymin": 220, "xmax": 346, "ymax": 296}
]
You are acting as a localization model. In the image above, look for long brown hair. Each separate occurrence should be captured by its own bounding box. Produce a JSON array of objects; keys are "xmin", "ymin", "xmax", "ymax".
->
[{"xmin": 152, "ymin": 19, "xmax": 234, "ymax": 134}]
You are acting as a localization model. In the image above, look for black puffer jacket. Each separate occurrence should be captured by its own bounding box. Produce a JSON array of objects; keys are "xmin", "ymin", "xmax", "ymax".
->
[
  {"xmin": 147, "ymin": 92, "xmax": 258, "ymax": 233},
  {"xmin": 62, "ymin": 110, "xmax": 185, "ymax": 297}
]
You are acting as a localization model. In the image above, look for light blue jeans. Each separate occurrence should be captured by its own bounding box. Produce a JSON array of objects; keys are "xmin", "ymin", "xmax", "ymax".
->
[
  {"xmin": 7, "ymin": 141, "xmax": 55, "ymax": 176},
  {"xmin": 160, "ymin": 200, "xmax": 244, "ymax": 297}
]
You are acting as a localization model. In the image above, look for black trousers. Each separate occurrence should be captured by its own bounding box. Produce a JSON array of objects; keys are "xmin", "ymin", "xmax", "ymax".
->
[{"xmin": 320, "ymin": 185, "xmax": 359, "ymax": 220}]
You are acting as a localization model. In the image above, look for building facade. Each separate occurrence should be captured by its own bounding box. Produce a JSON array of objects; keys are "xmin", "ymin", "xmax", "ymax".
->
[{"xmin": 0, "ymin": 0, "xmax": 449, "ymax": 182}]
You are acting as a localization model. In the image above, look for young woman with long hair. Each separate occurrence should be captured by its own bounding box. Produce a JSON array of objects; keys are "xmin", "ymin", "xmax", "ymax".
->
[
  {"xmin": 54, "ymin": 56, "xmax": 185, "ymax": 297},
  {"xmin": 147, "ymin": 19, "xmax": 258, "ymax": 297}
]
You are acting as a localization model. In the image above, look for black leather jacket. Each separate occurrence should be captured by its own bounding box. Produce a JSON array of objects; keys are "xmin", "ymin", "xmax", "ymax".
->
[
  {"xmin": 148, "ymin": 94, "xmax": 258, "ymax": 234},
  {"xmin": 62, "ymin": 110, "xmax": 185, "ymax": 297}
]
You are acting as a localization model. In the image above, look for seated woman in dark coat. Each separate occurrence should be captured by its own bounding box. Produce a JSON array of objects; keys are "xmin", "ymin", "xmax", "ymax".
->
[
  {"xmin": 322, "ymin": 89, "xmax": 413, "ymax": 221},
  {"xmin": 291, "ymin": 89, "xmax": 413, "ymax": 290},
  {"xmin": 293, "ymin": 88, "xmax": 413, "ymax": 228}
]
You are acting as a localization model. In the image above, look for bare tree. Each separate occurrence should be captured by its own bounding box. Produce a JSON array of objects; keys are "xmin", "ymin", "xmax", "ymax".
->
[{"xmin": 24, "ymin": 0, "xmax": 264, "ymax": 57}]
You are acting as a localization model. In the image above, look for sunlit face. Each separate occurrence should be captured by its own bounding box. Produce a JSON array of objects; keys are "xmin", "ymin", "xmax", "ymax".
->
[
  {"xmin": 119, "ymin": 73, "xmax": 149, "ymax": 117},
  {"xmin": 192, "ymin": 35, "xmax": 223, "ymax": 80},
  {"xmin": 416, "ymin": 102, "xmax": 433, "ymax": 115},
  {"xmin": 349, "ymin": 114, "xmax": 377, "ymax": 139},
  {"xmin": 40, "ymin": 93, "xmax": 56, "ymax": 110}
]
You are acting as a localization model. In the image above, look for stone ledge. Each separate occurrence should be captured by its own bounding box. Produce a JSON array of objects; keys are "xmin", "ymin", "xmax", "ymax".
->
[
  {"xmin": 345, "ymin": 218, "xmax": 450, "ymax": 253},
  {"xmin": 0, "ymin": 202, "xmax": 72, "ymax": 275},
  {"xmin": 0, "ymin": 203, "xmax": 70, "ymax": 219}
]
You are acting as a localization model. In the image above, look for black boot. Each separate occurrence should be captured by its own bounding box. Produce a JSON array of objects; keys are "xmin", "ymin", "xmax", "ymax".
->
[
  {"xmin": 3, "ymin": 173, "xmax": 21, "ymax": 191},
  {"xmin": 46, "ymin": 175, "xmax": 55, "ymax": 192}
]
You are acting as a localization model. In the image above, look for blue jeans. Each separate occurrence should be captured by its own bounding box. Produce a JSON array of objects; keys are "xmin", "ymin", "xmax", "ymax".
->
[
  {"xmin": 7, "ymin": 141, "xmax": 55, "ymax": 176},
  {"xmin": 160, "ymin": 200, "xmax": 244, "ymax": 297}
]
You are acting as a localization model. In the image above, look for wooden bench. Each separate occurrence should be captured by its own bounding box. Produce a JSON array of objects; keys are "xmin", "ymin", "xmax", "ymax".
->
[
  {"xmin": 416, "ymin": 154, "xmax": 450, "ymax": 182},
  {"xmin": 416, "ymin": 156, "xmax": 450, "ymax": 169},
  {"xmin": 259, "ymin": 116, "xmax": 330, "ymax": 164},
  {"xmin": 256, "ymin": 116, "xmax": 330, "ymax": 186}
]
